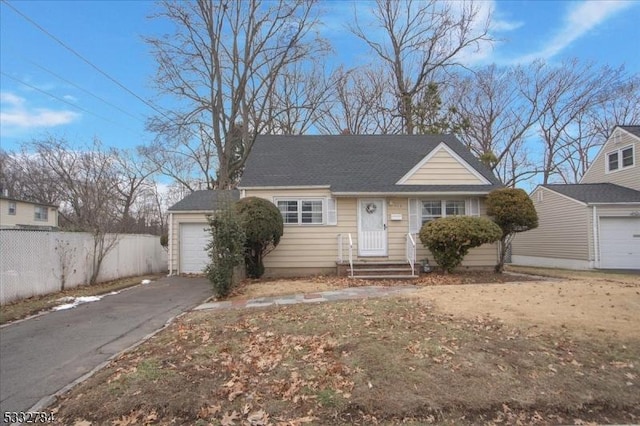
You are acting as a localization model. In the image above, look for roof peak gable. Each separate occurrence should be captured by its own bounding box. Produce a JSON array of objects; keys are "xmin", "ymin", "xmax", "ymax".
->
[{"xmin": 395, "ymin": 142, "xmax": 492, "ymax": 186}]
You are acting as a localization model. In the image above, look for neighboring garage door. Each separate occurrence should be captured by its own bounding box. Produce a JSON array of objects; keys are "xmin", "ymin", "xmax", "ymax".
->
[
  {"xmin": 600, "ymin": 217, "xmax": 640, "ymax": 269},
  {"xmin": 179, "ymin": 223, "xmax": 210, "ymax": 274}
]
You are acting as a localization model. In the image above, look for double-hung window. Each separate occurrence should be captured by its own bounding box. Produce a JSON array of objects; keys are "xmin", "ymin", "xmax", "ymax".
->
[
  {"xmin": 275, "ymin": 198, "xmax": 337, "ymax": 225},
  {"xmin": 421, "ymin": 200, "xmax": 465, "ymax": 224},
  {"xmin": 34, "ymin": 205, "xmax": 48, "ymax": 221},
  {"xmin": 607, "ymin": 145, "xmax": 634, "ymax": 172},
  {"xmin": 8, "ymin": 202, "xmax": 16, "ymax": 215},
  {"xmin": 409, "ymin": 198, "xmax": 478, "ymax": 233}
]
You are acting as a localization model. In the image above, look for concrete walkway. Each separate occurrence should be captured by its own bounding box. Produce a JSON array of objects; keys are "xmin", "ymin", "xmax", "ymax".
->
[{"xmin": 194, "ymin": 285, "xmax": 420, "ymax": 311}]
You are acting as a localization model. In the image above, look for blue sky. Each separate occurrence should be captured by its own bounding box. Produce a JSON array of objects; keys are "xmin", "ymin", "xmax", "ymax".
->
[{"xmin": 1, "ymin": 0, "xmax": 639, "ymax": 153}]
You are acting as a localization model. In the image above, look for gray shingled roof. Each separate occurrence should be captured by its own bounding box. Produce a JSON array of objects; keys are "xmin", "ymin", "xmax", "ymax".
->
[
  {"xmin": 239, "ymin": 135, "xmax": 501, "ymax": 193},
  {"xmin": 543, "ymin": 183, "xmax": 640, "ymax": 203},
  {"xmin": 168, "ymin": 190, "xmax": 239, "ymax": 211},
  {"xmin": 619, "ymin": 125, "xmax": 640, "ymax": 138}
]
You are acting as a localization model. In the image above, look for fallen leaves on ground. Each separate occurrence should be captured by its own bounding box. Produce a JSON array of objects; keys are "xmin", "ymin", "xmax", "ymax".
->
[{"xmin": 50, "ymin": 296, "xmax": 639, "ymax": 425}]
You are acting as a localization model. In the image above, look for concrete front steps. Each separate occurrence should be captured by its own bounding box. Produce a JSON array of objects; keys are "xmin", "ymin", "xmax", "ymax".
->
[{"xmin": 346, "ymin": 261, "xmax": 419, "ymax": 280}]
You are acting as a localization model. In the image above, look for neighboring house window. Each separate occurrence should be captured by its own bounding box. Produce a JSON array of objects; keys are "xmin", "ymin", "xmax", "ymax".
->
[
  {"xmin": 8, "ymin": 202, "xmax": 16, "ymax": 215},
  {"xmin": 34, "ymin": 205, "xmax": 48, "ymax": 221},
  {"xmin": 622, "ymin": 146, "xmax": 634, "ymax": 168},
  {"xmin": 409, "ymin": 198, "xmax": 478, "ymax": 233},
  {"xmin": 607, "ymin": 145, "xmax": 634, "ymax": 172},
  {"xmin": 275, "ymin": 198, "xmax": 337, "ymax": 225}
]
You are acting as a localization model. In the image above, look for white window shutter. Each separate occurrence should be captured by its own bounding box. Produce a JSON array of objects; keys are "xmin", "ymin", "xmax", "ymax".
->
[
  {"xmin": 326, "ymin": 198, "xmax": 337, "ymax": 225},
  {"xmin": 409, "ymin": 199, "xmax": 420, "ymax": 233},
  {"xmin": 466, "ymin": 198, "xmax": 480, "ymax": 216}
]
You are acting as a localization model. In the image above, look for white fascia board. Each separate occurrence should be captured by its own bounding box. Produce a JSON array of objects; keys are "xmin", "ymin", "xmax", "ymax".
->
[
  {"xmin": 168, "ymin": 210, "xmax": 215, "ymax": 214},
  {"xmin": 587, "ymin": 202, "xmax": 640, "ymax": 205},
  {"xmin": 237, "ymin": 185, "xmax": 331, "ymax": 190},
  {"xmin": 540, "ymin": 186, "xmax": 588, "ymax": 206},
  {"xmin": 579, "ymin": 127, "xmax": 639, "ymax": 183},
  {"xmin": 332, "ymin": 191, "xmax": 491, "ymax": 197},
  {"xmin": 617, "ymin": 126, "xmax": 640, "ymax": 141},
  {"xmin": 395, "ymin": 142, "xmax": 492, "ymax": 185}
]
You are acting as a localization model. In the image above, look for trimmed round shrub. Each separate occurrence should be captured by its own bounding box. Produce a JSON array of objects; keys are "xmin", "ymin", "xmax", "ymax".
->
[
  {"xmin": 419, "ymin": 216, "xmax": 502, "ymax": 273},
  {"xmin": 236, "ymin": 197, "xmax": 284, "ymax": 278},
  {"xmin": 486, "ymin": 188, "xmax": 538, "ymax": 273}
]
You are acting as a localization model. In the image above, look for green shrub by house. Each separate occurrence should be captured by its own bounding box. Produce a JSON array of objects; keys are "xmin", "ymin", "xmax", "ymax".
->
[
  {"xmin": 419, "ymin": 216, "xmax": 502, "ymax": 273},
  {"xmin": 204, "ymin": 203, "xmax": 245, "ymax": 298},
  {"xmin": 236, "ymin": 197, "xmax": 284, "ymax": 278},
  {"xmin": 486, "ymin": 188, "xmax": 539, "ymax": 273}
]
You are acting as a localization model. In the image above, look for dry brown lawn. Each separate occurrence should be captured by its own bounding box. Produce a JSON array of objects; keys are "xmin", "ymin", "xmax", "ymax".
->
[{"xmin": 47, "ymin": 269, "xmax": 640, "ymax": 425}]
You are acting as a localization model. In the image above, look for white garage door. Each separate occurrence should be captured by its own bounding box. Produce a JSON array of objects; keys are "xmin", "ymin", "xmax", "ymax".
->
[
  {"xmin": 179, "ymin": 223, "xmax": 210, "ymax": 274},
  {"xmin": 600, "ymin": 217, "xmax": 640, "ymax": 269}
]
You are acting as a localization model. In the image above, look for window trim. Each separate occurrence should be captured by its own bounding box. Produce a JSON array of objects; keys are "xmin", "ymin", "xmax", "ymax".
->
[
  {"xmin": 34, "ymin": 205, "xmax": 48, "ymax": 221},
  {"xmin": 420, "ymin": 199, "xmax": 466, "ymax": 224},
  {"xmin": 606, "ymin": 144, "xmax": 635, "ymax": 173},
  {"xmin": 274, "ymin": 197, "xmax": 337, "ymax": 226},
  {"xmin": 8, "ymin": 201, "xmax": 16, "ymax": 215},
  {"xmin": 409, "ymin": 198, "xmax": 478, "ymax": 233}
]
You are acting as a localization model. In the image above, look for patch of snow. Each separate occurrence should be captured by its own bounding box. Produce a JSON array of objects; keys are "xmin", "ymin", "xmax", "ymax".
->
[
  {"xmin": 52, "ymin": 295, "xmax": 103, "ymax": 311},
  {"xmin": 141, "ymin": 279, "xmax": 151, "ymax": 285}
]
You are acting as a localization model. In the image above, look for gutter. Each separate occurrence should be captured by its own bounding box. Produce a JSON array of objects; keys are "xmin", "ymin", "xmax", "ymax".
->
[
  {"xmin": 168, "ymin": 212, "xmax": 173, "ymax": 276},
  {"xmin": 592, "ymin": 206, "xmax": 599, "ymax": 267},
  {"xmin": 331, "ymin": 191, "xmax": 491, "ymax": 197},
  {"xmin": 237, "ymin": 185, "xmax": 331, "ymax": 190}
]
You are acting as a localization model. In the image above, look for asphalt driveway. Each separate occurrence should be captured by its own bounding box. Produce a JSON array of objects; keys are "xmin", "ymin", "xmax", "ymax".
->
[{"xmin": 0, "ymin": 276, "xmax": 211, "ymax": 419}]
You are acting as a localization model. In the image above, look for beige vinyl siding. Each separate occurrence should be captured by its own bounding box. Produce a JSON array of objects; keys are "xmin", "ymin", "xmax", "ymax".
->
[
  {"xmin": 512, "ymin": 187, "xmax": 590, "ymax": 261},
  {"xmin": 402, "ymin": 149, "xmax": 485, "ymax": 185},
  {"xmin": 247, "ymin": 188, "xmax": 342, "ymax": 270},
  {"xmin": 414, "ymin": 197, "xmax": 498, "ymax": 267},
  {"xmin": 0, "ymin": 199, "xmax": 58, "ymax": 228},
  {"xmin": 169, "ymin": 212, "xmax": 210, "ymax": 273},
  {"xmin": 581, "ymin": 129, "xmax": 640, "ymax": 190},
  {"xmin": 245, "ymin": 190, "xmax": 497, "ymax": 273}
]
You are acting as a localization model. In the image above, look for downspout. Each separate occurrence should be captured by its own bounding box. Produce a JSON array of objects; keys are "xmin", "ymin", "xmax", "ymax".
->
[
  {"xmin": 240, "ymin": 189, "xmax": 246, "ymax": 199},
  {"xmin": 168, "ymin": 212, "xmax": 173, "ymax": 276},
  {"xmin": 592, "ymin": 206, "xmax": 598, "ymax": 268}
]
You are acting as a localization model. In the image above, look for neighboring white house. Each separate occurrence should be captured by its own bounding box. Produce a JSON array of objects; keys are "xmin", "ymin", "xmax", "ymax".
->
[
  {"xmin": 0, "ymin": 193, "xmax": 58, "ymax": 230},
  {"xmin": 512, "ymin": 125, "xmax": 640, "ymax": 270}
]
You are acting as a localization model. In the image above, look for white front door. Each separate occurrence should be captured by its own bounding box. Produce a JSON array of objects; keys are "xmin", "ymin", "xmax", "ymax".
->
[{"xmin": 358, "ymin": 199, "xmax": 387, "ymax": 256}]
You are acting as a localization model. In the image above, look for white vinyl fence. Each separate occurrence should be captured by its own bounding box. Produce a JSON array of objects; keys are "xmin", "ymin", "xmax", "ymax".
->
[{"xmin": 0, "ymin": 230, "xmax": 168, "ymax": 305}]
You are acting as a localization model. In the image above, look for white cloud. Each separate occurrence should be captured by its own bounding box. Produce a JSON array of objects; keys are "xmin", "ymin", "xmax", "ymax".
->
[
  {"xmin": 510, "ymin": 0, "xmax": 634, "ymax": 63},
  {"xmin": 491, "ymin": 19, "xmax": 524, "ymax": 33},
  {"xmin": 0, "ymin": 91, "xmax": 80, "ymax": 129},
  {"xmin": 450, "ymin": 0, "xmax": 522, "ymax": 66}
]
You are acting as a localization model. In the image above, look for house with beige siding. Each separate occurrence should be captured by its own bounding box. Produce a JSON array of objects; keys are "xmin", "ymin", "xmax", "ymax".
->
[
  {"xmin": 167, "ymin": 190, "xmax": 239, "ymax": 275},
  {"xmin": 0, "ymin": 194, "xmax": 58, "ymax": 230},
  {"xmin": 170, "ymin": 135, "xmax": 501, "ymax": 277},
  {"xmin": 167, "ymin": 134, "xmax": 503, "ymax": 277},
  {"xmin": 512, "ymin": 125, "xmax": 640, "ymax": 270}
]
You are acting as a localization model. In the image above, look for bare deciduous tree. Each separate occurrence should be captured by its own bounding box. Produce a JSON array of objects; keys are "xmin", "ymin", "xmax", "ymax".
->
[
  {"xmin": 261, "ymin": 62, "xmax": 336, "ymax": 135},
  {"xmin": 554, "ymin": 75, "xmax": 640, "ymax": 183},
  {"xmin": 143, "ymin": 0, "xmax": 328, "ymax": 189},
  {"xmin": 351, "ymin": 0, "xmax": 491, "ymax": 135},
  {"xmin": 314, "ymin": 66, "xmax": 400, "ymax": 135},
  {"xmin": 450, "ymin": 63, "xmax": 544, "ymax": 186},
  {"xmin": 534, "ymin": 59, "xmax": 625, "ymax": 184}
]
